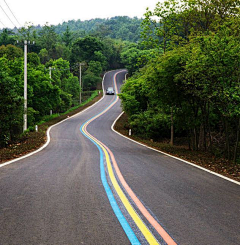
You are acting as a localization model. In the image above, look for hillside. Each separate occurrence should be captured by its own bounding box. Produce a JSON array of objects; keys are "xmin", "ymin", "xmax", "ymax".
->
[{"xmin": 54, "ymin": 16, "xmax": 143, "ymax": 42}]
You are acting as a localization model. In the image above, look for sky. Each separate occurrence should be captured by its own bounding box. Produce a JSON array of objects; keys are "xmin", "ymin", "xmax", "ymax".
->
[{"xmin": 0, "ymin": 0, "xmax": 160, "ymax": 29}]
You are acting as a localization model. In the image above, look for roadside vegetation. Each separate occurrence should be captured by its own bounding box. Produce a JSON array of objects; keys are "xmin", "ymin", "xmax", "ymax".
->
[
  {"xmin": 115, "ymin": 113, "xmax": 240, "ymax": 182},
  {"xmin": 119, "ymin": 0, "xmax": 240, "ymax": 167},
  {"xmin": 0, "ymin": 91, "xmax": 102, "ymax": 163},
  {"xmin": 0, "ymin": 16, "xmax": 143, "ymax": 149}
]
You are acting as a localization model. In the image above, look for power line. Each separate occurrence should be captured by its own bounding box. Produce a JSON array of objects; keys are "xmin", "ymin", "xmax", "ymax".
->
[
  {"xmin": 0, "ymin": 3, "xmax": 16, "ymax": 28},
  {"xmin": 3, "ymin": 0, "xmax": 21, "ymax": 27},
  {"xmin": 0, "ymin": 19, "xmax": 6, "ymax": 28}
]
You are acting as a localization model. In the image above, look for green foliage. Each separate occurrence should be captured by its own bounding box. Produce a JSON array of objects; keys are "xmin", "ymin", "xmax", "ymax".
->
[
  {"xmin": 0, "ymin": 57, "xmax": 23, "ymax": 146},
  {"xmin": 120, "ymin": 43, "xmax": 158, "ymax": 75},
  {"xmin": 0, "ymin": 44, "xmax": 23, "ymax": 60},
  {"xmin": 27, "ymin": 52, "xmax": 40, "ymax": 67},
  {"xmin": 62, "ymin": 76, "xmax": 80, "ymax": 105},
  {"xmin": 38, "ymin": 24, "xmax": 59, "ymax": 52},
  {"xmin": 130, "ymin": 110, "xmax": 170, "ymax": 140},
  {"xmin": 102, "ymin": 38, "xmax": 123, "ymax": 69},
  {"xmin": 141, "ymin": 0, "xmax": 183, "ymax": 51},
  {"xmin": 27, "ymin": 68, "xmax": 61, "ymax": 120},
  {"xmin": 83, "ymin": 73, "xmax": 102, "ymax": 90},
  {"xmin": 0, "ymin": 17, "xmax": 141, "ymax": 147},
  {"xmin": 70, "ymin": 36, "xmax": 104, "ymax": 64},
  {"xmin": 55, "ymin": 16, "xmax": 142, "ymax": 42},
  {"xmin": 0, "ymin": 29, "xmax": 15, "ymax": 45},
  {"xmin": 27, "ymin": 107, "xmax": 39, "ymax": 126},
  {"xmin": 121, "ymin": 0, "xmax": 240, "ymax": 161},
  {"xmin": 45, "ymin": 58, "xmax": 80, "ymax": 103},
  {"xmin": 88, "ymin": 60, "xmax": 102, "ymax": 75},
  {"xmin": 62, "ymin": 26, "xmax": 73, "ymax": 47},
  {"xmin": 58, "ymin": 90, "xmax": 72, "ymax": 112},
  {"xmin": 38, "ymin": 48, "xmax": 50, "ymax": 64},
  {"xmin": 70, "ymin": 36, "xmax": 111, "ymax": 90},
  {"xmin": 17, "ymin": 24, "xmax": 36, "ymax": 42}
]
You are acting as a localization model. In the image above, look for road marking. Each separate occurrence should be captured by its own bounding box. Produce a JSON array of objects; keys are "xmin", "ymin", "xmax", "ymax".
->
[
  {"xmin": 105, "ymin": 71, "xmax": 176, "ymax": 244},
  {"xmin": 82, "ymin": 122, "xmax": 159, "ymax": 244},
  {"xmin": 80, "ymin": 70, "xmax": 177, "ymax": 244},
  {"xmin": 103, "ymin": 143, "xmax": 177, "ymax": 245},
  {"xmin": 80, "ymin": 91, "xmax": 140, "ymax": 243}
]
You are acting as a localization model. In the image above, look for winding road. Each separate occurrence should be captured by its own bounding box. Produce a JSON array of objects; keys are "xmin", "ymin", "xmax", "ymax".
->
[{"xmin": 0, "ymin": 70, "xmax": 239, "ymax": 244}]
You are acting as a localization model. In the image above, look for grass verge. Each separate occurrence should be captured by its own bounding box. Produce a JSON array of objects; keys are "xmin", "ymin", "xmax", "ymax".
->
[
  {"xmin": 0, "ymin": 91, "xmax": 102, "ymax": 164},
  {"xmin": 114, "ymin": 113, "xmax": 240, "ymax": 183}
]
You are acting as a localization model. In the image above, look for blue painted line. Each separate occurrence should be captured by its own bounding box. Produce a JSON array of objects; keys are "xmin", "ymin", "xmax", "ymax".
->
[
  {"xmin": 80, "ymin": 123, "xmax": 140, "ymax": 244},
  {"xmin": 80, "ymin": 71, "xmax": 139, "ymax": 244}
]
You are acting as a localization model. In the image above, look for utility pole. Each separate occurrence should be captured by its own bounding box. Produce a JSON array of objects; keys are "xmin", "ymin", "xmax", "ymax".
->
[
  {"xmin": 49, "ymin": 67, "xmax": 52, "ymax": 79},
  {"xmin": 22, "ymin": 40, "xmax": 35, "ymax": 132},
  {"xmin": 79, "ymin": 63, "xmax": 85, "ymax": 104},
  {"xmin": 49, "ymin": 67, "xmax": 55, "ymax": 80},
  {"xmin": 79, "ymin": 63, "xmax": 82, "ymax": 104},
  {"xmin": 23, "ymin": 40, "xmax": 27, "ymax": 132}
]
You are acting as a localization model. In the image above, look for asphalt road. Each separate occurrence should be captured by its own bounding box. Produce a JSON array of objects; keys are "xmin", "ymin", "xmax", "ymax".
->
[{"xmin": 0, "ymin": 70, "xmax": 239, "ymax": 244}]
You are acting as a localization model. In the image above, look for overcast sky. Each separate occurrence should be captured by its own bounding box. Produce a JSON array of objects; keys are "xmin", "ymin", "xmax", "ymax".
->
[{"xmin": 0, "ymin": 0, "xmax": 160, "ymax": 29}]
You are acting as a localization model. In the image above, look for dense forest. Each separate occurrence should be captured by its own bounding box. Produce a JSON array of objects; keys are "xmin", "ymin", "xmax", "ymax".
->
[
  {"xmin": 0, "ymin": 16, "xmax": 143, "ymax": 147},
  {"xmin": 119, "ymin": 0, "xmax": 240, "ymax": 163},
  {"xmin": 54, "ymin": 16, "xmax": 143, "ymax": 42}
]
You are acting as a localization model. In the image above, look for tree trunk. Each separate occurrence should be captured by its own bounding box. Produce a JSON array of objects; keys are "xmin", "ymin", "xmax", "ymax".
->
[
  {"xmin": 188, "ymin": 130, "xmax": 191, "ymax": 150},
  {"xmin": 224, "ymin": 118, "xmax": 230, "ymax": 160},
  {"xmin": 233, "ymin": 117, "xmax": 240, "ymax": 163},
  {"xmin": 207, "ymin": 102, "xmax": 212, "ymax": 151},
  {"xmin": 194, "ymin": 127, "xmax": 199, "ymax": 151},
  {"xmin": 170, "ymin": 107, "xmax": 174, "ymax": 146}
]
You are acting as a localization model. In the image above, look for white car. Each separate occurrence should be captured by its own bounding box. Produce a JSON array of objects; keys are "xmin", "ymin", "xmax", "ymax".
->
[{"xmin": 106, "ymin": 87, "xmax": 115, "ymax": 95}]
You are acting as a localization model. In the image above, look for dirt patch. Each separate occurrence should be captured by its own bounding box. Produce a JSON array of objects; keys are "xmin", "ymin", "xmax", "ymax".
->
[{"xmin": 114, "ymin": 113, "xmax": 240, "ymax": 183}]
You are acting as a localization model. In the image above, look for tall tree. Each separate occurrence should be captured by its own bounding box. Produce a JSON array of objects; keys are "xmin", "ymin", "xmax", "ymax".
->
[
  {"xmin": 38, "ymin": 24, "xmax": 59, "ymax": 59},
  {"xmin": 62, "ymin": 26, "xmax": 73, "ymax": 47},
  {"xmin": 0, "ymin": 57, "xmax": 23, "ymax": 146},
  {"xmin": 0, "ymin": 29, "xmax": 15, "ymax": 45},
  {"xmin": 70, "ymin": 36, "xmax": 104, "ymax": 64}
]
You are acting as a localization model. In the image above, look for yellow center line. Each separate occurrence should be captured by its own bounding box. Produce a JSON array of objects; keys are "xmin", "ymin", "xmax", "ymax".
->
[{"xmin": 82, "ymin": 123, "xmax": 159, "ymax": 244}]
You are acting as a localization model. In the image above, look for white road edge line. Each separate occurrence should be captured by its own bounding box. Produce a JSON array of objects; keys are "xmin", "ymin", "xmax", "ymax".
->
[
  {"xmin": 0, "ymin": 71, "xmax": 112, "ymax": 168},
  {"xmin": 111, "ymin": 112, "xmax": 240, "ymax": 186}
]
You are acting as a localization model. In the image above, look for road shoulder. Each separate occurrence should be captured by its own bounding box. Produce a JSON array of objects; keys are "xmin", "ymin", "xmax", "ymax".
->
[{"xmin": 112, "ymin": 112, "xmax": 240, "ymax": 185}]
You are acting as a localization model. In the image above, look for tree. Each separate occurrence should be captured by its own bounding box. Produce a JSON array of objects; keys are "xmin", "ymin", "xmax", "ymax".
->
[
  {"xmin": 27, "ymin": 67, "xmax": 61, "ymax": 120},
  {"xmin": 120, "ymin": 43, "xmax": 157, "ymax": 75},
  {"xmin": 141, "ymin": 0, "xmax": 183, "ymax": 52},
  {"xmin": 0, "ymin": 29, "xmax": 15, "ymax": 45},
  {"xmin": 176, "ymin": 26, "xmax": 240, "ymax": 157},
  {"xmin": 38, "ymin": 24, "xmax": 58, "ymax": 50},
  {"xmin": 120, "ymin": 0, "xmax": 240, "ymax": 161},
  {"xmin": 17, "ymin": 23, "xmax": 35, "ymax": 41},
  {"xmin": 70, "ymin": 36, "xmax": 104, "ymax": 64},
  {"xmin": 27, "ymin": 52, "xmax": 40, "ymax": 67},
  {"xmin": 38, "ymin": 48, "xmax": 50, "ymax": 64},
  {"xmin": 87, "ymin": 60, "xmax": 103, "ymax": 76},
  {"xmin": 38, "ymin": 24, "xmax": 59, "ymax": 59},
  {"xmin": 0, "ymin": 57, "xmax": 23, "ymax": 146},
  {"xmin": 0, "ymin": 44, "xmax": 23, "ymax": 60},
  {"xmin": 45, "ymin": 58, "xmax": 80, "ymax": 104},
  {"xmin": 102, "ymin": 38, "xmax": 123, "ymax": 69},
  {"xmin": 62, "ymin": 26, "xmax": 73, "ymax": 47}
]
